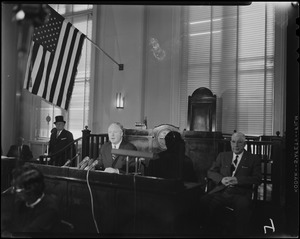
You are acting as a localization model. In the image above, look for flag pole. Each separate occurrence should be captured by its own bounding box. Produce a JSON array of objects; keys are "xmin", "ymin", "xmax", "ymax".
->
[{"xmin": 85, "ymin": 36, "xmax": 124, "ymax": 71}]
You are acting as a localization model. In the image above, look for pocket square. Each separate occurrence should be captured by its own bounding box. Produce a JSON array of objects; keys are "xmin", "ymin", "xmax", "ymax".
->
[
  {"xmin": 242, "ymin": 166, "xmax": 248, "ymax": 168},
  {"xmin": 61, "ymin": 138, "xmax": 67, "ymax": 140}
]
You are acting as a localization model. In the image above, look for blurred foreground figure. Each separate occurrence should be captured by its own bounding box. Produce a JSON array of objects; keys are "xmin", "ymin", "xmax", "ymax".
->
[
  {"xmin": 147, "ymin": 131, "xmax": 197, "ymax": 182},
  {"xmin": 1, "ymin": 164, "xmax": 60, "ymax": 237}
]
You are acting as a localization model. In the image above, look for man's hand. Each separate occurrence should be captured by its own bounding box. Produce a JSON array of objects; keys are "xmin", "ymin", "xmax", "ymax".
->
[
  {"xmin": 228, "ymin": 176, "xmax": 238, "ymax": 185},
  {"xmin": 221, "ymin": 177, "xmax": 231, "ymax": 186},
  {"xmin": 221, "ymin": 176, "xmax": 238, "ymax": 186}
]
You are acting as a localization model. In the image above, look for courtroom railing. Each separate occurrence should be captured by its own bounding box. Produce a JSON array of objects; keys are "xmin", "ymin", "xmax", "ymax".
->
[
  {"xmin": 245, "ymin": 140, "xmax": 285, "ymax": 206},
  {"xmin": 111, "ymin": 149, "xmax": 154, "ymax": 175},
  {"xmin": 81, "ymin": 126, "xmax": 109, "ymax": 160},
  {"xmin": 79, "ymin": 126, "xmax": 285, "ymax": 205},
  {"xmin": 39, "ymin": 125, "xmax": 109, "ymax": 166},
  {"xmin": 38, "ymin": 137, "xmax": 81, "ymax": 166}
]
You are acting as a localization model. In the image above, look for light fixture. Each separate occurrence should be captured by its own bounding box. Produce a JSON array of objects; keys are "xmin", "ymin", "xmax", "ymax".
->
[
  {"xmin": 116, "ymin": 93, "xmax": 124, "ymax": 109},
  {"xmin": 15, "ymin": 9, "xmax": 25, "ymax": 21}
]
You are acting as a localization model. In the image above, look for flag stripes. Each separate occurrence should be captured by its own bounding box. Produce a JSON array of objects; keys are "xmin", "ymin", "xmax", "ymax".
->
[{"xmin": 23, "ymin": 6, "xmax": 85, "ymax": 110}]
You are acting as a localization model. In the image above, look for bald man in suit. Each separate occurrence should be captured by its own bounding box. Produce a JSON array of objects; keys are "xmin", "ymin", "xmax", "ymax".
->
[
  {"xmin": 200, "ymin": 132, "xmax": 261, "ymax": 236},
  {"xmin": 96, "ymin": 122, "xmax": 137, "ymax": 174}
]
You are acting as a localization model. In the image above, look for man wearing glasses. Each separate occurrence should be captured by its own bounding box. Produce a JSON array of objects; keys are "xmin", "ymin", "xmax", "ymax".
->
[
  {"xmin": 199, "ymin": 132, "xmax": 262, "ymax": 236},
  {"xmin": 1, "ymin": 164, "xmax": 60, "ymax": 237}
]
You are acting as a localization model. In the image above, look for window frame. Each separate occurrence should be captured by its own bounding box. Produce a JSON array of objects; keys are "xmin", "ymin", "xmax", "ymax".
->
[
  {"xmin": 180, "ymin": 2, "xmax": 286, "ymax": 136},
  {"xmin": 33, "ymin": 4, "xmax": 93, "ymax": 141}
]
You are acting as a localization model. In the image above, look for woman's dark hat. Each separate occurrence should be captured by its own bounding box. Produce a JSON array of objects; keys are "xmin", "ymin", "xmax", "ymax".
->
[{"xmin": 54, "ymin": 115, "xmax": 66, "ymax": 124}]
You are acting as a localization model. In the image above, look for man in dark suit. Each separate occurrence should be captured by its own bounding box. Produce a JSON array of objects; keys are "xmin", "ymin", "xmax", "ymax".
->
[
  {"xmin": 48, "ymin": 115, "xmax": 75, "ymax": 166},
  {"xmin": 7, "ymin": 137, "xmax": 33, "ymax": 161},
  {"xmin": 96, "ymin": 122, "xmax": 137, "ymax": 174},
  {"xmin": 200, "ymin": 131, "xmax": 261, "ymax": 236},
  {"xmin": 1, "ymin": 164, "xmax": 61, "ymax": 237}
]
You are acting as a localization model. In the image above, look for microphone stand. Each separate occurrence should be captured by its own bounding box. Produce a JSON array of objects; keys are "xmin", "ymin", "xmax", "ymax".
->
[
  {"xmin": 1, "ymin": 186, "xmax": 13, "ymax": 195},
  {"xmin": 62, "ymin": 153, "xmax": 80, "ymax": 167}
]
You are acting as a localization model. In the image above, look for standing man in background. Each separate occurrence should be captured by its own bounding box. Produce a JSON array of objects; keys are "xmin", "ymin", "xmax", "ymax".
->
[
  {"xmin": 96, "ymin": 122, "xmax": 137, "ymax": 174},
  {"xmin": 48, "ymin": 116, "xmax": 75, "ymax": 166}
]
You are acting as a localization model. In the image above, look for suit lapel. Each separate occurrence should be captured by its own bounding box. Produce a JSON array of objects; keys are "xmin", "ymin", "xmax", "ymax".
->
[
  {"xmin": 112, "ymin": 140, "xmax": 125, "ymax": 167},
  {"xmin": 57, "ymin": 129, "xmax": 65, "ymax": 139},
  {"xmin": 226, "ymin": 152, "xmax": 233, "ymax": 176},
  {"xmin": 56, "ymin": 131, "xmax": 60, "ymax": 140},
  {"xmin": 111, "ymin": 142, "xmax": 120, "ymax": 167}
]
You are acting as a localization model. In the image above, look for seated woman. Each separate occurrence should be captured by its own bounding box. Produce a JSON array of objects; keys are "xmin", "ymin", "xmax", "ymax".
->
[
  {"xmin": 1, "ymin": 164, "xmax": 61, "ymax": 237},
  {"xmin": 146, "ymin": 131, "xmax": 197, "ymax": 182}
]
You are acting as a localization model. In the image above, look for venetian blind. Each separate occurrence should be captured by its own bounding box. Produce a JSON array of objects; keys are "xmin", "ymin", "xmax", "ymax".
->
[{"xmin": 180, "ymin": 2, "xmax": 274, "ymax": 135}]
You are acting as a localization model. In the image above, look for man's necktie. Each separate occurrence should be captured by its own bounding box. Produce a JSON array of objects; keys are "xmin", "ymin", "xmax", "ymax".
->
[
  {"xmin": 231, "ymin": 155, "xmax": 239, "ymax": 175},
  {"xmin": 18, "ymin": 146, "xmax": 22, "ymax": 158},
  {"xmin": 112, "ymin": 145, "xmax": 116, "ymax": 161}
]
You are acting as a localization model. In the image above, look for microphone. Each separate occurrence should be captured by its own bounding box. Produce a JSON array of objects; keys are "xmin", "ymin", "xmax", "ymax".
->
[
  {"xmin": 84, "ymin": 158, "xmax": 95, "ymax": 170},
  {"xmin": 78, "ymin": 156, "xmax": 90, "ymax": 169},
  {"xmin": 84, "ymin": 159, "xmax": 99, "ymax": 171},
  {"xmin": 62, "ymin": 153, "xmax": 80, "ymax": 167},
  {"xmin": 62, "ymin": 160, "xmax": 71, "ymax": 167}
]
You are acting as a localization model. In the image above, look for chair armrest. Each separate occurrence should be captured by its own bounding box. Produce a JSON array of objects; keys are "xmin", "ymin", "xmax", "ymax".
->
[{"xmin": 204, "ymin": 177, "xmax": 216, "ymax": 193}]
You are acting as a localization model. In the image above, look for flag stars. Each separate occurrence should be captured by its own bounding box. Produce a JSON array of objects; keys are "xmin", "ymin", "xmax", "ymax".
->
[{"xmin": 25, "ymin": 8, "xmax": 84, "ymax": 111}]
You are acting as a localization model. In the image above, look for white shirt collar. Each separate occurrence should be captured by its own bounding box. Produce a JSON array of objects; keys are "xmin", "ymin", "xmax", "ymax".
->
[
  {"xmin": 26, "ymin": 193, "xmax": 45, "ymax": 208},
  {"xmin": 112, "ymin": 139, "xmax": 122, "ymax": 149}
]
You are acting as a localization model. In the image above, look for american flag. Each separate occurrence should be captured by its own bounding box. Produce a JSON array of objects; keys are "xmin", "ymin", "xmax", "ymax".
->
[{"xmin": 23, "ymin": 6, "xmax": 86, "ymax": 110}]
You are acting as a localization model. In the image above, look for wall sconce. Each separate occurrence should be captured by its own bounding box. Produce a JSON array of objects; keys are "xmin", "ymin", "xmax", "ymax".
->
[{"xmin": 116, "ymin": 93, "xmax": 124, "ymax": 109}]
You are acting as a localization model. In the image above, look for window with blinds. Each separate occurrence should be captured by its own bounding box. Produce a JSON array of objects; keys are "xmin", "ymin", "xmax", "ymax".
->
[
  {"xmin": 180, "ymin": 2, "xmax": 275, "ymax": 135},
  {"xmin": 37, "ymin": 4, "xmax": 93, "ymax": 140}
]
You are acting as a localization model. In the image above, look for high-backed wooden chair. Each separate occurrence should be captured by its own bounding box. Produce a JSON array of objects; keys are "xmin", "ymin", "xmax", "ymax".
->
[
  {"xmin": 245, "ymin": 141, "xmax": 273, "ymax": 202},
  {"xmin": 187, "ymin": 87, "xmax": 216, "ymax": 131}
]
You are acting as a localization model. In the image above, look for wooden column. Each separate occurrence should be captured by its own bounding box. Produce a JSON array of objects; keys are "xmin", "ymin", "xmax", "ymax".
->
[{"xmin": 81, "ymin": 126, "xmax": 91, "ymax": 158}]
